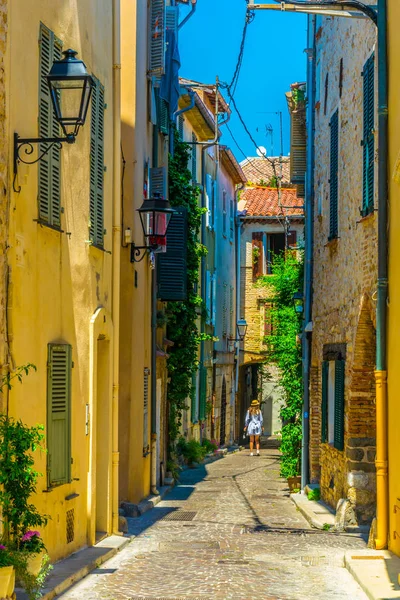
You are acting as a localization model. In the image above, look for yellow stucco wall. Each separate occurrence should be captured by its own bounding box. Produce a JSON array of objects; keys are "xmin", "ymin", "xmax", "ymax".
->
[
  {"xmin": 387, "ymin": 0, "xmax": 400, "ymax": 557},
  {"xmin": 7, "ymin": 0, "xmax": 114, "ymax": 562}
]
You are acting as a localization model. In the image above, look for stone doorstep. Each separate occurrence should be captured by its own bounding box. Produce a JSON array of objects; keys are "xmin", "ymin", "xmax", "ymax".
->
[
  {"xmin": 15, "ymin": 534, "xmax": 131, "ymax": 600},
  {"xmin": 345, "ymin": 550, "xmax": 400, "ymax": 600},
  {"xmin": 291, "ymin": 492, "xmax": 370, "ymax": 534}
]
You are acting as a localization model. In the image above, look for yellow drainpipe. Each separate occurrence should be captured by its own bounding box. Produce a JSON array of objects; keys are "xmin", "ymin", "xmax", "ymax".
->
[
  {"xmin": 112, "ymin": 0, "xmax": 121, "ymax": 535},
  {"xmin": 375, "ymin": 370, "xmax": 388, "ymax": 549}
]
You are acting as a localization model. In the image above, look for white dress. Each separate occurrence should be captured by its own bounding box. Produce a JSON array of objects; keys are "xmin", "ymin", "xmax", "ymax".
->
[{"xmin": 245, "ymin": 410, "xmax": 263, "ymax": 436}]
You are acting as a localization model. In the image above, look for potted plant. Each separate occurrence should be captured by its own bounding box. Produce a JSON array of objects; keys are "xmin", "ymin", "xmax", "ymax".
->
[
  {"xmin": 0, "ymin": 545, "xmax": 16, "ymax": 599},
  {"xmin": 20, "ymin": 531, "xmax": 47, "ymax": 577}
]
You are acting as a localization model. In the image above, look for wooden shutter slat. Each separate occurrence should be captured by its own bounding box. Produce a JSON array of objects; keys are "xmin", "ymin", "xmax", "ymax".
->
[
  {"xmin": 157, "ymin": 206, "xmax": 188, "ymax": 301},
  {"xmin": 38, "ymin": 25, "xmax": 62, "ymax": 227},
  {"xmin": 329, "ymin": 110, "xmax": 339, "ymax": 240},
  {"xmin": 47, "ymin": 344, "xmax": 72, "ymax": 487},
  {"xmin": 362, "ymin": 54, "xmax": 375, "ymax": 216},
  {"xmin": 321, "ymin": 361, "xmax": 329, "ymax": 443},
  {"xmin": 150, "ymin": 166, "xmax": 167, "ymax": 198},
  {"xmin": 334, "ymin": 360, "xmax": 345, "ymax": 450},
  {"xmin": 252, "ymin": 232, "xmax": 263, "ymax": 280},
  {"xmin": 149, "ymin": 0, "xmax": 166, "ymax": 76},
  {"xmin": 89, "ymin": 77, "xmax": 104, "ymax": 247}
]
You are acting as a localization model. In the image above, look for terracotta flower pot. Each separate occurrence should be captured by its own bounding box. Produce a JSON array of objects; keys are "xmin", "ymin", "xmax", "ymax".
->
[
  {"xmin": 287, "ymin": 475, "xmax": 301, "ymax": 492},
  {"xmin": 0, "ymin": 566, "xmax": 15, "ymax": 599}
]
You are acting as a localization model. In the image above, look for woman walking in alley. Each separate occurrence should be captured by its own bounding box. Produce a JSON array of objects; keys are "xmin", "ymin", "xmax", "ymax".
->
[{"xmin": 244, "ymin": 399, "xmax": 264, "ymax": 456}]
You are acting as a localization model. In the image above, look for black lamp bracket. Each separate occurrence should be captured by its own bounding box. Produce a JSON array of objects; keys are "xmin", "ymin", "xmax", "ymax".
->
[
  {"xmin": 13, "ymin": 132, "xmax": 76, "ymax": 192},
  {"xmin": 130, "ymin": 243, "xmax": 159, "ymax": 263}
]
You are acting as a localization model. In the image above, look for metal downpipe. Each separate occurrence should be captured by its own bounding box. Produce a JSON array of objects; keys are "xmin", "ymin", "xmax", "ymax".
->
[
  {"xmin": 301, "ymin": 13, "xmax": 316, "ymax": 490},
  {"xmin": 375, "ymin": 0, "xmax": 388, "ymax": 550}
]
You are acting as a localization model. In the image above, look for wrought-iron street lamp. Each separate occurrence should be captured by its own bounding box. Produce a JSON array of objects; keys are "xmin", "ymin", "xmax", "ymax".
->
[
  {"xmin": 292, "ymin": 290, "xmax": 304, "ymax": 314},
  {"xmin": 236, "ymin": 319, "xmax": 248, "ymax": 341},
  {"xmin": 47, "ymin": 49, "xmax": 94, "ymax": 137},
  {"xmin": 14, "ymin": 49, "xmax": 94, "ymax": 190},
  {"xmin": 130, "ymin": 192, "xmax": 175, "ymax": 262}
]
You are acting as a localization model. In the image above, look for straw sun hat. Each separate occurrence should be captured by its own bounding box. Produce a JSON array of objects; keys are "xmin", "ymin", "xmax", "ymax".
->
[{"xmin": 250, "ymin": 399, "xmax": 260, "ymax": 407}]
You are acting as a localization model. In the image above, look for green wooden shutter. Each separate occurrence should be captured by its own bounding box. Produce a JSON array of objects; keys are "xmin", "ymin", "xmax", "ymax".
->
[
  {"xmin": 38, "ymin": 25, "xmax": 62, "ymax": 228},
  {"xmin": 47, "ymin": 344, "xmax": 72, "ymax": 487},
  {"xmin": 157, "ymin": 206, "xmax": 188, "ymax": 301},
  {"xmin": 334, "ymin": 360, "xmax": 345, "ymax": 450},
  {"xmin": 321, "ymin": 361, "xmax": 329, "ymax": 443},
  {"xmin": 329, "ymin": 109, "xmax": 339, "ymax": 240},
  {"xmin": 89, "ymin": 77, "xmax": 105, "ymax": 247},
  {"xmin": 149, "ymin": 0, "xmax": 166, "ymax": 76},
  {"xmin": 155, "ymin": 87, "xmax": 169, "ymax": 134},
  {"xmin": 190, "ymin": 372, "xmax": 197, "ymax": 424},
  {"xmin": 150, "ymin": 166, "xmax": 167, "ymax": 198},
  {"xmin": 166, "ymin": 5, "xmax": 179, "ymax": 39},
  {"xmin": 178, "ymin": 115, "xmax": 184, "ymax": 140},
  {"xmin": 362, "ymin": 54, "xmax": 375, "ymax": 216},
  {"xmin": 199, "ymin": 366, "xmax": 207, "ymax": 421}
]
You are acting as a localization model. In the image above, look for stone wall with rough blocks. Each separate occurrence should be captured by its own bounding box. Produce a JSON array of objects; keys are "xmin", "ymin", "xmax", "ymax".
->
[
  {"xmin": 0, "ymin": 0, "xmax": 7, "ymax": 409},
  {"xmin": 310, "ymin": 10, "xmax": 377, "ymax": 523}
]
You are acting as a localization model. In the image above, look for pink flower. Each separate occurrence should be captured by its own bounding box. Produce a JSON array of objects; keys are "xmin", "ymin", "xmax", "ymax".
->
[
  {"xmin": 0, "ymin": 545, "xmax": 6, "ymax": 550},
  {"xmin": 22, "ymin": 530, "xmax": 40, "ymax": 542}
]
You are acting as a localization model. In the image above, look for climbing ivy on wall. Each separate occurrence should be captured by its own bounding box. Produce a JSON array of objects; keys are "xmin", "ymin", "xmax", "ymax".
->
[
  {"xmin": 257, "ymin": 253, "xmax": 304, "ymax": 478},
  {"xmin": 165, "ymin": 129, "xmax": 207, "ymax": 446}
]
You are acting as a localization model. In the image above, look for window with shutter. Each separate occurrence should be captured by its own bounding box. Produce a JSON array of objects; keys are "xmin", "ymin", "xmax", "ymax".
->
[
  {"xmin": 191, "ymin": 133, "xmax": 197, "ymax": 182},
  {"xmin": 47, "ymin": 343, "xmax": 72, "ymax": 487},
  {"xmin": 89, "ymin": 76, "xmax": 105, "ymax": 248},
  {"xmin": 252, "ymin": 232, "xmax": 263, "ymax": 281},
  {"xmin": 329, "ymin": 109, "xmax": 339, "ymax": 240},
  {"xmin": 190, "ymin": 372, "xmax": 197, "ymax": 424},
  {"xmin": 211, "ymin": 273, "xmax": 216, "ymax": 327},
  {"xmin": 321, "ymin": 361, "xmax": 329, "ymax": 443},
  {"xmin": 149, "ymin": 0, "xmax": 166, "ymax": 77},
  {"xmin": 205, "ymin": 270, "xmax": 212, "ymax": 324},
  {"xmin": 229, "ymin": 285, "xmax": 234, "ymax": 338},
  {"xmin": 222, "ymin": 283, "xmax": 228, "ymax": 337},
  {"xmin": 155, "ymin": 87, "xmax": 169, "ymax": 135},
  {"xmin": 205, "ymin": 174, "xmax": 212, "ymax": 229},
  {"xmin": 178, "ymin": 115, "xmax": 184, "ymax": 140},
  {"xmin": 150, "ymin": 166, "xmax": 167, "ymax": 198},
  {"xmin": 362, "ymin": 54, "xmax": 375, "ymax": 217},
  {"xmin": 334, "ymin": 360, "xmax": 345, "ymax": 450},
  {"xmin": 199, "ymin": 366, "xmax": 207, "ymax": 421},
  {"xmin": 230, "ymin": 198, "xmax": 234, "ymax": 241},
  {"xmin": 157, "ymin": 206, "xmax": 188, "ymax": 301},
  {"xmin": 267, "ymin": 233, "xmax": 285, "ymax": 273},
  {"xmin": 222, "ymin": 191, "xmax": 227, "ymax": 236},
  {"xmin": 38, "ymin": 24, "xmax": 62, "ymax": 228}
]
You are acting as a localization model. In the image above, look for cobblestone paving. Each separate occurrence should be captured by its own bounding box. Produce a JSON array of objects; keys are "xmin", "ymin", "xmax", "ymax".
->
[{"xmin": 60, "ymin": 450, "xmax": 368, "ymax": 600}]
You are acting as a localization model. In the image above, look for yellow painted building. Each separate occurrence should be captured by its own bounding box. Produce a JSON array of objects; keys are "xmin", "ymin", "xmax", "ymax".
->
[
  {"xmin": 4, "ymin": 0, "xmax": 120, "ymax": 561},
  {"xmin": 387, "ymin": 0, "xmax": 400, "ymax": 557}
]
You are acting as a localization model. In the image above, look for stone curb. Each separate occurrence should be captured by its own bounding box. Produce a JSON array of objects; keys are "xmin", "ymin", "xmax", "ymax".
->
[
  {"xmin": 344, "ymin": 550, "xmax": 400, "ymax": 600},
  {"xmin": 136, "ymin": 483, "xmax": 175, "ymax": 516},
  {"xmin": 291, "ymin": 492, "xmax": 331, "ymax": 530},
  {"xmin": 291, "ymin": 493, "xmax": 371, "ymax": 534},
  {"xmin": 16, "ymin": 535, "xmax": 131, "ymax": 600}
]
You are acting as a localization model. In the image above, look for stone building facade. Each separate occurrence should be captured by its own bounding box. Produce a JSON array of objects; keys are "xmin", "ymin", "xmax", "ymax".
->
[
  {"xmin": 309, "ymin": 14, "xmax": 377, "ymax": 523},
  {"xmin": 237, "ymin": 186, "xmax": 304, "ymax": 436}
]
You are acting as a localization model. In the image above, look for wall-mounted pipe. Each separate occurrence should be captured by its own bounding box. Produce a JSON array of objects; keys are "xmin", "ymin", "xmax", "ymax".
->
[
  {"xmin": 301, "ymin": 13, "xmax": 316, "ymax": 491},
  {"xmin": 178, "ymin": 0, "xmax": 197, "ymax": 30}
]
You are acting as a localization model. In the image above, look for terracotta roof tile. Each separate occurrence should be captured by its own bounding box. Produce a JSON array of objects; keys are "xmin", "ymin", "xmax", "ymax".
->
[
  {"xmin": 240, "ymin": 157, "xmax": 290, "ymax": 185},
  {"xmin": 240, "ymin": 187, "xmax": 304, "ymax": 217}
]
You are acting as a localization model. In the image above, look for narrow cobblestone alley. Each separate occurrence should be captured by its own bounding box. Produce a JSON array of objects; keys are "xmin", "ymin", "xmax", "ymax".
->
[{"xmin": 60, "ymin": 450, "xmax": 368, "ymax": 600}]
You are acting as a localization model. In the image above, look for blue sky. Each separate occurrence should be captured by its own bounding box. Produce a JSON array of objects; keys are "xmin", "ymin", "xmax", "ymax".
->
[{"xmin": 178, "ymin": 0, "xmax": 307, "ymax": 160}]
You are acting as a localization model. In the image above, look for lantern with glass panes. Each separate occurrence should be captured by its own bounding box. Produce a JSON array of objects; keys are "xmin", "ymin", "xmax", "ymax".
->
[
  {"xmin": 130, "ymin": 193, "xmax": 175, "ymax": 262},
  {"xmin": 13, "ymin": 49, "xmax": 94, "ymax": 192}
]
